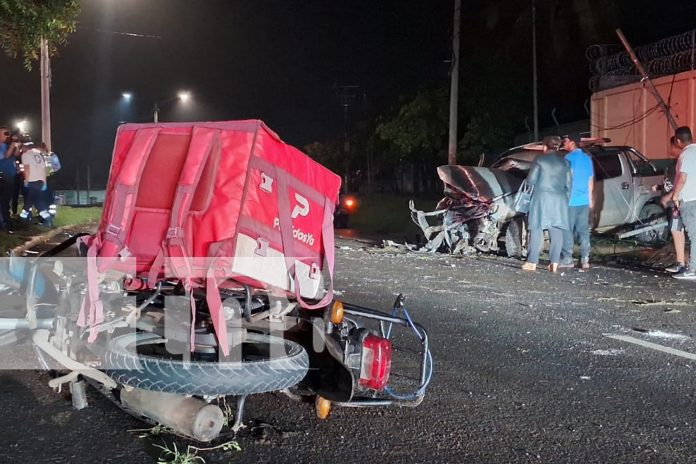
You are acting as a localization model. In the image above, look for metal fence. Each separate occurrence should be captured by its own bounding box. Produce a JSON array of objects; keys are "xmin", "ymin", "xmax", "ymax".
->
[{"xmin": 587, "ymin": 29, "xmax": 696, "ymax": 92}]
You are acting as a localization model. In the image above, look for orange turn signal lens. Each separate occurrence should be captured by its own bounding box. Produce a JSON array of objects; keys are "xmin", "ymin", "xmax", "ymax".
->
[
  {"xmin": 315, "ymin": 396, "xmax": 332, "ymax": 419},
  {"xmin": 330, "ymin": 300, "xmax": 344, "ymax": 324}
]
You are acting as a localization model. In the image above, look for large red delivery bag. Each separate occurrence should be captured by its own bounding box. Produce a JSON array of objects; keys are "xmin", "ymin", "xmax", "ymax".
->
[{"xmin": 79, "ymin": 120, "xmax": 341, "ymax": 352}]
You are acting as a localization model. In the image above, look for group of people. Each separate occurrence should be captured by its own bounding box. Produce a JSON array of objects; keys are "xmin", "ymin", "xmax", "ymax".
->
[
  {"xmin": 521, "ymin": 127, "xmax": 696, "ymax": 280},
  {"xmin": 0, "ymin": 126, "xmax": 60, "ymax": 230},
  {"xmin": 521, "ymin": 132, "xmax": 594, "ymax": 273}
]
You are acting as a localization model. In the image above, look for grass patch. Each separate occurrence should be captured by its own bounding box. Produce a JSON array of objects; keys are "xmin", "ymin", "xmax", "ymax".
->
[
  {"xmin": 0, "ymin": 206, "xmax": 103, "ymax": 254},
  {"xmin": 52, "ymin": 206, "xmax": 103, "ymax": 228},
  {"xmin": 348, "ymin": 193, "xmax": 439, "ymax": 238}
]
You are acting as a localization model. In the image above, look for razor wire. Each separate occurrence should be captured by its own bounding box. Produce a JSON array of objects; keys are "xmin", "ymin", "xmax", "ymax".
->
[{"xmin": 588, "ymin": 29, "xmax": 696, "ymax": 91}]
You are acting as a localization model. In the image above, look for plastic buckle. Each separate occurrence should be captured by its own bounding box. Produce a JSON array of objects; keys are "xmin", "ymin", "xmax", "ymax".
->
[
  {"xmin": 309, "ymin": 262, "xmax": 320, "ymax": 280},
  {"xmin": 254, "ymin": 237, "xmax": 269, "ymax": 257},
  {"xmin": 106, "ymin": 224, "xmax": 121, "ymax": 237},
  {"xmin": 167, "ymin": 227, "xmax": 181, "ymax": 238},
  {"xmin": 260, "ymin": 173, "xmax": 274, "ymax": 193}
]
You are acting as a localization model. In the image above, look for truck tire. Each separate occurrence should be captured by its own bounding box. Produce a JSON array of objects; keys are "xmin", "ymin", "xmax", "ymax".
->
[
  {"xmin": 637, "ymin": 203, "xmax": 668, "ymax": 245},
  {"xmin": 105, "ymin": 332, "xmax": 309, "ymax": 396},
  {"xmin": 504, "ymin": 218, "xmax": 526, "ymax": 258}
]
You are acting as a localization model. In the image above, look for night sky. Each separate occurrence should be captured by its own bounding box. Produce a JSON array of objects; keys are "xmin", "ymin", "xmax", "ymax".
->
[{"xmin": 0, "ymin": 0, "xmax": 695, "ymax": 188}]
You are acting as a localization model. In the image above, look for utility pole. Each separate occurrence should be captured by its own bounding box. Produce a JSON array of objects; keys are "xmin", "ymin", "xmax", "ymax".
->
[
  {"xmin": 333, "ymin": 84, "xmax": 359, "ymax": 193},
  {"xmin": 616, "ymin": 29, "xmax": 679, "ymax": 131},
  {"xmin": 448, "ymin": 0, "xmax": 461, "ymax": 165},
  {"xmin": 532, "ymin": 0, "xmax": 539, "ymax": 141},
  {"xmin": 86, "ymin": 164, "xmax": 91, "ymax": 205},
  {"xmin": 40, "ymin": 38, "xmax": 52, "ymax": 149}
]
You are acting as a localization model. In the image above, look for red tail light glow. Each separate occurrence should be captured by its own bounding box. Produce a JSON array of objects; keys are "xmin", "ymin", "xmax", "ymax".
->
[
  {"xmin": 342, "ymin": 196, "xmax": 358, "ymax": 212},
  {"xmin": 359, "ymin": 335, "xmax": 392, "ymax": 390}
]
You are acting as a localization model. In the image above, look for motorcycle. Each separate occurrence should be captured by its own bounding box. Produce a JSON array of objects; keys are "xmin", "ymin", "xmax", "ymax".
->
[{"xmin": 0, "ymin": 121, "xmax": 432, "ymax": 442}]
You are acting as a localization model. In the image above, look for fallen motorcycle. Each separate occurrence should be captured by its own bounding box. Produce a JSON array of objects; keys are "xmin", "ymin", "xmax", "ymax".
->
[{"xmin": 0, "ymin": 121, "xmax": 432, "ymax": 442}]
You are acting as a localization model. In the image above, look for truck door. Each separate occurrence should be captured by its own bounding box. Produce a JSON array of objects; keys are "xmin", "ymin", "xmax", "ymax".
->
[
  {"xmin": 625, "ymin": 149, "xmax": 663, "ymax": 222},
  {"xmin": 591, "ymin": 150, "xmax": 632, "ymax": 230}
]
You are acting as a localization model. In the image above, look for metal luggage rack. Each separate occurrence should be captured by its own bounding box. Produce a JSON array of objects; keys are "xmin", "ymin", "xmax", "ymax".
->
[{"xmin": 335, "ymin": 294, "xmax": 433, "ymax": 408}]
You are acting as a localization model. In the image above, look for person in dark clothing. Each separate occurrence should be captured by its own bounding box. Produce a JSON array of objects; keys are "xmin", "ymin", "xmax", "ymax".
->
[
  {"xmin": 522, "ymin": 136, "xmax": 572, "ymax": 272},
  {"xmin": 0, "ymin": 127, "xmax": 19, "ymax": 229}
]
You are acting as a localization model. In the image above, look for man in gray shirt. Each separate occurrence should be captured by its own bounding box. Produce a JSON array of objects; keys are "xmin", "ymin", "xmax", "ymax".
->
[{"xmin": 668, "ymin": 126, "xmax": 696, "ymax": 279}]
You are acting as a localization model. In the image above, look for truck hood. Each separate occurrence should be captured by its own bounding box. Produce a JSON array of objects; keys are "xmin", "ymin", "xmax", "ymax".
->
[{"xmin": 437, "ymin": 165, "xmax": 523, "ymax": 204}]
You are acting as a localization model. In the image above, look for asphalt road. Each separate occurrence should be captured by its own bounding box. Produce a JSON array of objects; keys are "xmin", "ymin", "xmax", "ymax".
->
[{"xmin": 3, "ymin": 237, "xmax": 696, "ymax": 463}]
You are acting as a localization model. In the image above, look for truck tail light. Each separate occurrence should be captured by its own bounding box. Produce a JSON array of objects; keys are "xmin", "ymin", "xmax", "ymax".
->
[{"xmin": 359, "ymin": 334, "xmax": 392, "ymax": 391}]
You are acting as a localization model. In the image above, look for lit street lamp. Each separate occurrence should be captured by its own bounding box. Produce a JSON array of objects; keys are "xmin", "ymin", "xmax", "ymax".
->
[
  {"xmin": 15, "ymin": 119, "xmax": 28, "ymax": 133},
  {"xmin": 153, "ymin": 90, "xmax": 192, "ymax": 123}
]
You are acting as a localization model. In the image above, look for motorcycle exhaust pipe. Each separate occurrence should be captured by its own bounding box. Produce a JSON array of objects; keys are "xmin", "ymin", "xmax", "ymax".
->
[{"xmin": 120, "ymin": 387, "xmax": 224, "ymax": 442}]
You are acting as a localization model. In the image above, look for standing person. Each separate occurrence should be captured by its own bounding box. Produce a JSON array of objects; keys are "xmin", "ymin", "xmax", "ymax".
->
[
  {"xmin": 39, "ymin": 143, "xmax": 60, "ymax": 222},
  {"xmin": 522, "ymin": 136, "xmax": 572, "ymax": 272},
  {"xmin": 660, "ymin": 136, "xmax": 686, "ymax": 273},
  {"xmin": 0, "ymin": 127, "xmax": 19, "ymax": 229},
  {"xmin": 10, "ymin": 132, "xmax": 25, "ymax": 218},
  {"xmin": 559, "ymin": 133, "xmax": 595, "ymax": 270},
  {"xmin": 20, "ymin": 142, "xmax": 52, "ymax": 227},
  {"xmin": 667, "ymin": 126, "xmax": 696, "ymax": 279}
]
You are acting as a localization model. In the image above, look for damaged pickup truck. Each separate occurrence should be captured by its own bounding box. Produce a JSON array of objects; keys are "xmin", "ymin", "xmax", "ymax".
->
[{"xmin": 410, "ymin": 141, "xmax": 667, "ymax": 257}]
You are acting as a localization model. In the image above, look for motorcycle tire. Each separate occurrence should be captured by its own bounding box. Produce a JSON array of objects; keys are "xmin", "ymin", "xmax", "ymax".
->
[{"xmin": 104, "ymin": 332, "xmax": 309, "ymax": 396}]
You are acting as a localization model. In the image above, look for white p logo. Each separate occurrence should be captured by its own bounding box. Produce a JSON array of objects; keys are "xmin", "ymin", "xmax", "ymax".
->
[{"xmin": 291, "ymin": 193, "xmax": 310, "ymax": 219}]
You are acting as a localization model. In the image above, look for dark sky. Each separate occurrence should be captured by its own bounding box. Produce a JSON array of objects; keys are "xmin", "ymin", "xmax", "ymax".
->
[{"xmin": 0, "ymin": 0, "xmax": 695, "ymax": 188}]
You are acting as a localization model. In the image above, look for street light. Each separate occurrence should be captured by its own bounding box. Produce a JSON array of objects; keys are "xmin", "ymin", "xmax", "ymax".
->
[
  {"xmin": 122, "ymin": 92, "xmax": 132, "ymax": 101},
  {"xmin": 153, "ymin": 90, "xmax": 192, "ymax": 123}
]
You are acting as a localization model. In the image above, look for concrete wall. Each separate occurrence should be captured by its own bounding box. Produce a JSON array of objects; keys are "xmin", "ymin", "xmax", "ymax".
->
[{"xmin": 591, "ymin": 69, "xmax": 696, "ymax": 159}]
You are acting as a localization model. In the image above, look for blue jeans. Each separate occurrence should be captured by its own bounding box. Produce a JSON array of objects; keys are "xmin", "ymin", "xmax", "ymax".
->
[
  {"xmin": 561, "ymin": 205, "xmax": 591, "ymax": 263},
  {"xmin": 679, "ymin": 200, "xmax": 696, "ymax": 270}
]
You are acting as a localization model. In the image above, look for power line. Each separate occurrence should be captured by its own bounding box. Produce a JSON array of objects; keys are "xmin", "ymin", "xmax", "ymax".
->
[{"xmin": 77, "ymin": 27, "xmax": 163, "ymax": 40}]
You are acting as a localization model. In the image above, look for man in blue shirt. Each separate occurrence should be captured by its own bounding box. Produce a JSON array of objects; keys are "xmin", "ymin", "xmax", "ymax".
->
[{"xmin": 559, "ymin": 133, "xmax": 595, "ymax": 269}]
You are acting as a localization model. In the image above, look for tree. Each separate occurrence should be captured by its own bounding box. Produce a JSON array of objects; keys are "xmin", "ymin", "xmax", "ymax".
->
[
  {"xmin": 0, "ymin": 0, "xmax": 80, "ymax": 70},
  {"xmin": 375, "ymin": 86, "xmax": 449, "ymax": 163},
  {"xmin": 374, "ymin": 86, "xmax": 449, "ymax": 193}
]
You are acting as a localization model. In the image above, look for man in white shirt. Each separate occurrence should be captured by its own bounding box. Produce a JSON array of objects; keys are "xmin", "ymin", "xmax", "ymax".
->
[
  {"xmin": 20, "ymin": 142, "xmax": 52, "ymax": 227},
  {"xmin": 668, "ymin": 126, "xmax": 696, "ymax": 279}
]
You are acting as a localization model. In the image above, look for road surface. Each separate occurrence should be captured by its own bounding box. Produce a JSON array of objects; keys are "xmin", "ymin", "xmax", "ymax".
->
[{"xmin": 2, "ymin": 237, "xmax": 696, "ymax": 463}]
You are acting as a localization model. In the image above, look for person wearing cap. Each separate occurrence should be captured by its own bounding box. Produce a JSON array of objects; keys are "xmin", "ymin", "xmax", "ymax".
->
[{"xmin": 559, "ymin": 133, "xmax": 594, "ymax": 270}]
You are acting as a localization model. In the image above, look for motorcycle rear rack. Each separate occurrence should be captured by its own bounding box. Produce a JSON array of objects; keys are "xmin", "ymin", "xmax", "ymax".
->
[{"xmin": 333, "ymin": 295, "xmax": 431, "ymax": 408}]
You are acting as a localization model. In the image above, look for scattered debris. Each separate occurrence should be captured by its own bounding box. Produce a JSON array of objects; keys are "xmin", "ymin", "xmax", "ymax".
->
[{"xmin": 590, "ymin": 349, "xmax": 624, "ymax": 356}]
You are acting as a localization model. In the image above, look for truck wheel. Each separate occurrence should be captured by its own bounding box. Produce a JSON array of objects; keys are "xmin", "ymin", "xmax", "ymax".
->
[
  {"xmin": 105, "ymin": 332, "xmax": 309, "ymax": 396},
  {"xmin": 637, "ymin": 203, "xmax": 668, "ymax": 245},
  {"xmin": 504, "ymin": 218, "xmax": 526, "ymax": 258}
]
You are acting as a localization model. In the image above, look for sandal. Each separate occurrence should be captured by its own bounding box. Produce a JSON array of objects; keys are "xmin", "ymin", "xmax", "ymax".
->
[{"xmin": 522, "ymin": 262, "xmax": 537, "ymax": 271}]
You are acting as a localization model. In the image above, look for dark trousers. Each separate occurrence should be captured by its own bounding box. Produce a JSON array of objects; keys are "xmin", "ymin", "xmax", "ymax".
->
[
  {"xmin": 24, "ymin": 181, "xmax": 48, "ymax": 214},
  {"xmin": 0, "ymin": 176, "xmax": 15, "ymax": 227},
  {"xmin": 11, "ymin": 174, "xmax": 23, "ymax": 215}
]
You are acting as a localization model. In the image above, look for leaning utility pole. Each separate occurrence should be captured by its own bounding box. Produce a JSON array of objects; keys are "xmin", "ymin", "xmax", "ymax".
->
[
  {"xmin": 448, "ymin": 0, "xmax": 461, "ymax": 165},
  {"xmin": 532, "ymin": 0, "xmax": 539, "ymax": 141},
  {"xmin": 40, "ymin": 38, "xmax": 52, "ymax": 148},
  {"xmin": 616, "ymin": 29, "xmax": 678, "ymax": 131}
]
